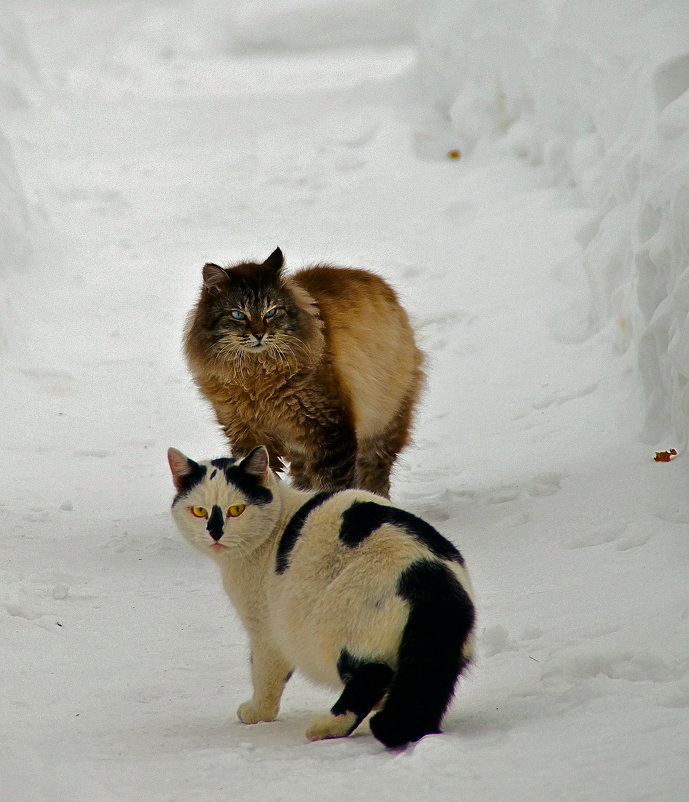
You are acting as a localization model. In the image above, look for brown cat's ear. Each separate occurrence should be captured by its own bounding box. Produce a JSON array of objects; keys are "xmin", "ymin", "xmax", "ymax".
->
[
  {"xmin": 262, "ymin": 248, "xmax": 284, "ymax": 276},
  {"xmin": 240, "ymin": 446, "xmax": 270, "ymax": 482},
  {"xmin": 168, "ymin": 447, "xmax": 198, "ymax": 491},
  {"xmin": 202, "ymin": 263, "xmax": 230, "ymax": 293}
]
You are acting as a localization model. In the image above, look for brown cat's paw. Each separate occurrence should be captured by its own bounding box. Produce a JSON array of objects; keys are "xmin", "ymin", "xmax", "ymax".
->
[
  {"xmin": 305, "ymin": 711, "xmax": 358, "ymax": 741},
  {"xmin": 236, "ymin": 700, "xmax": 278, "ymax": 724}
]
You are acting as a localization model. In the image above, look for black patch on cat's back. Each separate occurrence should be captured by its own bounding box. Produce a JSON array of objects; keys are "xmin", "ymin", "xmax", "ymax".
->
[
  {"xmin": 275, "ymin": 491, "xmax": 335, "ymax": 574},
  {"xmin": 339, "ymin": 502, "xmax": 465, "ymax": 565},
  {"xmin": 211, "ymin": 458, "xmax": 273, "ymax": 506}
]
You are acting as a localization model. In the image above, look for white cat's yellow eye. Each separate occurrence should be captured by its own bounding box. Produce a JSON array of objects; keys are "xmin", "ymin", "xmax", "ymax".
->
[
  {"xmin": 191, "ymin": 506, "xmax": 208, "ymax": 518},
  {"xmin": 227, "ymin": 504, "xmax": 245, "ymax": 518}
]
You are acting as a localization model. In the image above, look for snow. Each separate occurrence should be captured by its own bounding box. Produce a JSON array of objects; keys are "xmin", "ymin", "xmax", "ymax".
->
[{"xmin": 1, "ymin": 1, "xmax": 688, "ymax": 800}]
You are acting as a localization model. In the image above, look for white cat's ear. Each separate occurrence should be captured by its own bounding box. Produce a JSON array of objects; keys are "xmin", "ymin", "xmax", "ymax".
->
[
  {"xmin": 202, "ymin": 263, "xmax": 230, "ymax": 293},
  {"xmin": 241, "ymin": 446, "xmax": 270, "ymax": 482},
  {"xmin": 262, "ymin": 248, "xmax": 284, "ymax": 275},
  {"xmin": 168, "ymin": 447, "xmax": 197, "ymax": 491}
]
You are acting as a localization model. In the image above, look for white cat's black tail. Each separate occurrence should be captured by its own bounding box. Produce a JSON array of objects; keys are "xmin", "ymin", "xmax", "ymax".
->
[{"xmin": 369, "ymin": 559, "xmax": 475, "ymax": 748}]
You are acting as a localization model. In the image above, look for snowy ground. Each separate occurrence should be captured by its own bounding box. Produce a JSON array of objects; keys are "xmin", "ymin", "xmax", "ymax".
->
[{"xmin": 2, "ymin": 3, "xmax": 688, "ymax": 800}]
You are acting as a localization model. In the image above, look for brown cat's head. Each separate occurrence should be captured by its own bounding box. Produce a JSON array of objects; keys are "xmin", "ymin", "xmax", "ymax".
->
[{"xmin": 185, "ymin": 248, "xmax": 323, "ymax": 374}]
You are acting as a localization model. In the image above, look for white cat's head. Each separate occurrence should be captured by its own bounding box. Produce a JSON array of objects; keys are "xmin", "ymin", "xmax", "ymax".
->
[{"xmin": 168, "ymin": 446, "xmax": 281, "ymax": 560}]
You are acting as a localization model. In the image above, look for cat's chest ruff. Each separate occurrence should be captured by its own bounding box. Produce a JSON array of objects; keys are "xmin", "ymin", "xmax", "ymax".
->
[
  {"xmin": 227, "ymin": 364, "xmax": 335, "ymax": 412},
  {"xmin": 226, "ymin": 364, "xmax": 297, "ymax": 401}
]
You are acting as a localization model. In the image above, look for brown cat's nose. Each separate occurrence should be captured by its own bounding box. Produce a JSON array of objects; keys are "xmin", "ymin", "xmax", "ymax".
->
[{"xmin": 207, "ymin": 505, "xmax": 224, "ymax": 541}]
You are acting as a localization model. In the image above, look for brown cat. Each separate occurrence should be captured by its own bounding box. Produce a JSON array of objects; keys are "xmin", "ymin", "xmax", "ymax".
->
[{"xmin": 184, "ymin": 248, "xmax": 423, "ymax": 496}]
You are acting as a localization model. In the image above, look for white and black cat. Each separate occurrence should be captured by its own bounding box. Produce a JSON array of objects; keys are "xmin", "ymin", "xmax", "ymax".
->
[{"xmin": 168, "ymin": 445, "xmax": 476, "ymax": 748}]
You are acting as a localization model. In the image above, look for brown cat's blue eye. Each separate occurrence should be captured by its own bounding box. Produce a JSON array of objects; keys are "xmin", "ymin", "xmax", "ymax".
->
[
  {"xmin": 228, "ymin": 504, "xmax": 245, "ymax": 518},
  {"xmin": 264, "ymin": 308, "xmax": 277, "ymax": 320},
  {"xmin": 191, "ymin": 506, "xmax": 207, "ymax": 518},
  {"xmin": 231, "ymin": 310, "xmax": 246, "ymax": 321}
]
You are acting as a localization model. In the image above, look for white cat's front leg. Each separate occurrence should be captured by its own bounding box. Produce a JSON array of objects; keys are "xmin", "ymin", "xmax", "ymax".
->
[{"xmin": 237, "ymin": 644, "xmax": 293, "ymax": 725}]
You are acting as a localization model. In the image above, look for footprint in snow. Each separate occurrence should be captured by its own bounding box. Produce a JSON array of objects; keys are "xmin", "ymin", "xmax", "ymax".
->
[
  {"xmin": 530, "ymin": 383, "xmax": 598, "ymax": 411},
  {"xmin": 20, "ymin": 367, "xmax": 75, "ymax": 396},
  {"xmin": 1, "ymin": 570, "xmax": 81, "ymax": 623},
  {"xmin": 482, "ymin": 473, "xmax": 562, "ymax": 527},
  {"xmin": 481, "ymin": 625, "xmax": 520, "ymax": 657},
  {"xmin": 564, "ymin": 520, "xmax": 627, "ymax": 549},
  {"xmin": 541, "ymin": 647, "xmax": 686, "ymax": 684},
  {"xmin": 524, "ymin": 473, "xmax": 561, "ymax": 497},
  {"xmin": 487, "ymin": 474, "xmax": 561, "ymax": 505},
  {"xmin": 24, "ymin": 508, "xmax": 53, "ymax": 523}
]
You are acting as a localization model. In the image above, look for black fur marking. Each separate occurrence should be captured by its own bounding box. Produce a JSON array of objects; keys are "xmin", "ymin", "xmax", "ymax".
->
[
  {"xmin": 336, "ymin": 649, "xmax": 372, "ymax": 682},
  {"xmin": 210, "ymin": 469, "xmax": 218, "ymax": 480},
  {"xmin": 331, "ymin": 650, "xmax": 393, "ymax": 734},
  {"xmin": 210, "ymin": 458, "xmax": 273, "ymax": 506},
  {"xmin": 369, "ymin": 559, "xmax": 475, "ymax": 748},
  {"xmin": 210, "ymin": 457, "xmax": 237, "ymax": 470},
  {"xmin": 275, "ymin": 491, "xmax": 335, "ymax": 574},
  {"xmin": 172, "ymin": 462, "xmax": 208, "ymax": 506},
  {"xmin": 207, "ymin": 505, "xmax": 224, "ymax": 542},
  {"xmin": 339, "ymin": 502, "xmax": 465, "ymax": 564}
]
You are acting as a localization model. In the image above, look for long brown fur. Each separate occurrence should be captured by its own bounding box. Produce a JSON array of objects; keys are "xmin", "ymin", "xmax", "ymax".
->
[{"xmin": 184, "ymin": 248, "xmax": 423, "ymax": 496}]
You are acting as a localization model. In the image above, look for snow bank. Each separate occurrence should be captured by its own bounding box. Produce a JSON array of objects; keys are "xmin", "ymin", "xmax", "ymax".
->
[
  {"xmin": 0, "ymin": 11, "xmax": 42, "ymax": 111},
  {"xmin": 0, "ymin": 13, "xmax": 36, "ymax": 268},
  {"xmin": 418, "ymin": 0, "xmax": 689, "ymax": 447},
  {"xmin": 51, "ymin": 0, "xmax": 421, "ymax": 71},
  {"xmin": 0, "ymin": 14, "xmax": 39, "ymax": 349},
  {"xmin": 0, "ymin": 132, "xmax": 31, "ymax": 274},
  {"xmin": 225, "ymin": 0, "xmax": 421, "ymax": 51}
]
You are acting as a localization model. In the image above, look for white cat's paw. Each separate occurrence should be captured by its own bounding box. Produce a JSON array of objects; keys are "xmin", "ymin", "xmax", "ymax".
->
[
  {"xmin": 306, "ymin": 711, "xmax": 358, "ymax": 741},
  {"xmin": 237, "ymin": 700, "xmax": 277, "ymax": 724}
]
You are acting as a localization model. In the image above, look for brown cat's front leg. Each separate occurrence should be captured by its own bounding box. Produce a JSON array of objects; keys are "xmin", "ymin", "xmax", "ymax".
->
[
  {"xmin": 237, "ymin": 643, "xmax": 293, "ymax": 725},
  {"xmin": 293, "ymin": 423, "xmax": 357, "ymax": 491},
  {"xmin": 222, "ymin": 421, "xmax": 286, "ymax": 474}
]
